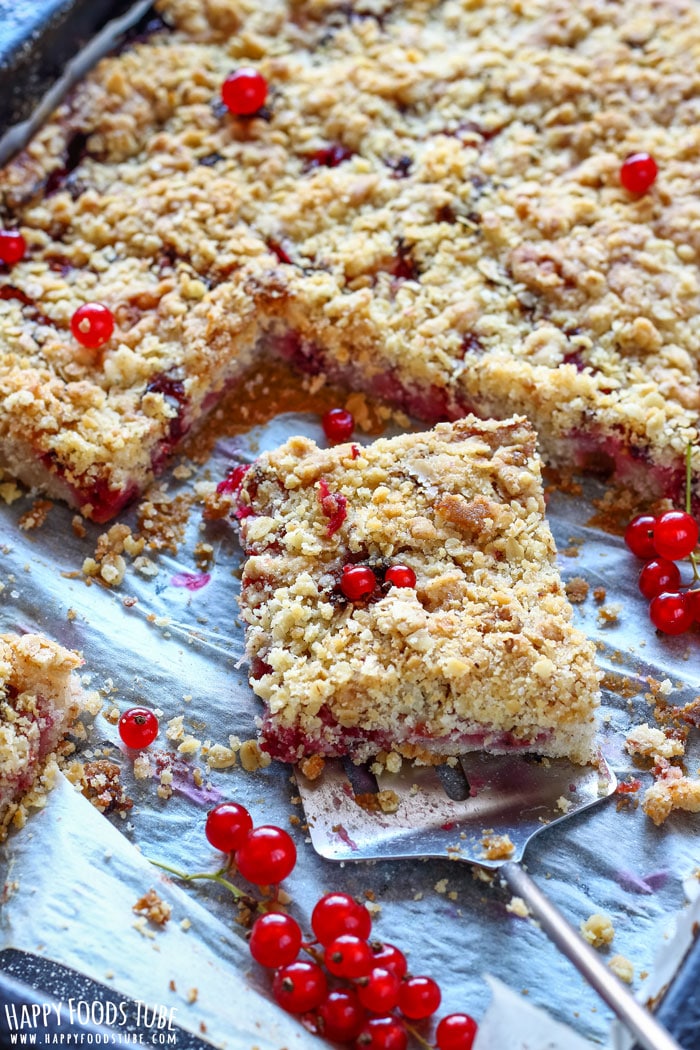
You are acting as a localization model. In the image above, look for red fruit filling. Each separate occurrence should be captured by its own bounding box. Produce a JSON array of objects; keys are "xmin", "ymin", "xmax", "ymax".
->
[{"xmin": 318, "ymin": 477, "xmax": 348, "ymax": 535}]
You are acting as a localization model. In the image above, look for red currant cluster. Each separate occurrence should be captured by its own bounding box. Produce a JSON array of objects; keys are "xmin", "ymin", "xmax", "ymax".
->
[
  {"xmin": 201, "ymin": 801, "xmax": 477, "ymax": 1050},
  {"xmin": 624, "ymin": 509, "xmax": 700, "ymax": 634}
]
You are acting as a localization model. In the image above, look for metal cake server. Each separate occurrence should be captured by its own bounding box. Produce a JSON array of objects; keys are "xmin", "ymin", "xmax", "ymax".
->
[{"xmin": 296, "ymin": 752, "xmax": 683, "ymax": 1050}]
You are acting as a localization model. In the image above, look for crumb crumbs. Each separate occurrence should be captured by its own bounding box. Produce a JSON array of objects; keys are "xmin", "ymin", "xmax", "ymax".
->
[
  {"xmin": 597, "ymin": 603, "xmax": 621, "ymax": 625},
  {"xmin": 608, "ymin": 954, "xmax": 634, "ymax": 983},
  {"xmin": 18, "ymin": 499, "xmax": 53, "ymax": 531},
  {"xmin": 481, "ymin": 832, "xmax": 515, "ymax": 860},
  {"xmin": 239, "ymin": 739, "xmax": 271, "ymax": 771},
  {"xmin": 133, "ymin": 889, "xmax": 172, "ymax": 926},
  {"xmin": 506, "ymin": 896, "xmax": 530, "ymax": 918},
  {"xmin": 299, "ymin": 754, "xmax": 325, "ymax": 781},
  {"xmin": 565, "ymin": 577, "xmax": 589, "ymax": 603},
  {"xmin": 580, "ymin": 913, "xmax": 615, "ymax": 948},
  {"xmin": 592, "ymin": 586, "xmax": 606, "ymax": 603}
]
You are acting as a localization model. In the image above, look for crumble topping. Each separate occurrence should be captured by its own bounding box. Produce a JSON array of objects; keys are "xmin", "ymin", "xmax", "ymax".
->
[
  {"xmin": 1, "ymin": 0, "xmax": 700, "ymax": 517},
  {"xmin": 237, "ymin": 416, "xmax": 600, "ymax": 764}
]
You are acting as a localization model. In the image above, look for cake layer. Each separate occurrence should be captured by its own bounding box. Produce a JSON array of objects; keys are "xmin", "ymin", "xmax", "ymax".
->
[
  {"xmin": 0, "ymin": 633, "xmax": 83, "ymax": 838},
  {"xmin": 0, "ymin": 0, "xmax": 699, "ymax": 518},
  {"xmin": 236, "ymin": 417, "xmax": 601, "ymax": 765}
]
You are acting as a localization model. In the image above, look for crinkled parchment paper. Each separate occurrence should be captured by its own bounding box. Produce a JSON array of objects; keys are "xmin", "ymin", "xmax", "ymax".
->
[{"xmin": 1, "ymin": 410, "xmax": 699, "ymax": 1049}]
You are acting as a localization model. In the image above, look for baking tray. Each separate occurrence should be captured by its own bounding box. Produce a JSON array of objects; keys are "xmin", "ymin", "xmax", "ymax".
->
[{"xmin": 0, "ymin": 5, "xmax": 699, "ymax": 1049}]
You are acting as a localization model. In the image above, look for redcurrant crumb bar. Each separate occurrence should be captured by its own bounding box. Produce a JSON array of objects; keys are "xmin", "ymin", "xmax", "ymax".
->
[
  {"xmin": 0, "ymin": 0, "xmax": 699, "ymax": 520},
  {"xmin": 236, "ymin": 417, "xmax": 600, "ymax": 765},
  {"xmin": 0, "ymin": 633, "xmax": 83, "ymax": 838}
]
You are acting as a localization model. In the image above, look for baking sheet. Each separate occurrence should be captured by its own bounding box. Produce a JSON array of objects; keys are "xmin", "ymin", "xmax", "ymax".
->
[{"xmin": 1, "ymin": 406, "xmax": 699, "ymax": 1049}]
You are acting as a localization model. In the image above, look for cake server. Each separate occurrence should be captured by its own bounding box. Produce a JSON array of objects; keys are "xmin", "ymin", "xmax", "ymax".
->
[{"xmin": 295, "ymin": 753, "xmax": 683, "ymax": 1050}]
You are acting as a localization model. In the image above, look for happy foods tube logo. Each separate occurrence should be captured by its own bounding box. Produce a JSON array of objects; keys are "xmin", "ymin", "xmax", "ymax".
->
[{"xmin": 2, "ymin": 998, "xmax": 179, "ymax": 1045}]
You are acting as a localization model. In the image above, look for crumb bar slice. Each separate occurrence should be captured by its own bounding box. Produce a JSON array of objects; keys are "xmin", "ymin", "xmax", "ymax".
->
[
  {"xmin": 0, "ymin": 633, "xmax": 83, "ymax": 839},
  {"xmin": 237, "ymin": 417, "xmax": 600, "ymax": 766}
]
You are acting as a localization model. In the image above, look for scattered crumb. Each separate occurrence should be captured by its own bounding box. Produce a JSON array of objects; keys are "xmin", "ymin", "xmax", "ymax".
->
[
  {"xmin": 435, "ymin": 879, "xmax": 449, "ymax": 894},
  {"xmin": 642, "ymin": 763, "xmax": 700, "ymax": 825},
  {"xmin": 625, "ymin": 724, "xmax": 685, "ymax": 761},
  {"xmin": 592, "ymin": 586, "xmax": 606, "ymax": 603},
  {"xmin": 556, "ymin": 795, "xmax": 572, "ymax": 813},
  {"xmin": 133, "ymin": 889, "xmax": 172, "ymax": 926},
  {"xmin": 239, "ymin": 739, "xmax": 272, "ymax": 771},
  {"xmin": 187, "ymin": 989, "xmax": 198, "ymax": 1004},
  {"xmin": 580, "ymin": 913, "xmax": 615, "ymax": 948},
  {"xmin": 608, "ymin": 954, "xmax": 634, "ymax": 983},
  {"xmin": 18, "ymin": 499, "xmax": 53, "ymax": 531},
  {"xmin": 180, "ymin": 918, "xmax": 192, "ymax": 932},
  {"xmin": 299, "ymin": 754, "xmax": 325, "ymax": 781},
  {"xmin": 597, "ymin": 603, "xmax": 621, "ymax": 625},
  {"xmin": 481, "ymin": 833, "xmax": 515, "ymax": 860},
  {"xmin": 133, "ymin": 754, "xmax": 152, "ymax": 780},
  {"xmin": 506, "ymin": 896, "xmax": 530, "ymax": 918},
  {"xmin": 565, "ymin": 577, "xmax": 589, "ymax": 603},
  {"xmin": 80, "ymin": 760, "xmax": 133, "ymax": 814}
]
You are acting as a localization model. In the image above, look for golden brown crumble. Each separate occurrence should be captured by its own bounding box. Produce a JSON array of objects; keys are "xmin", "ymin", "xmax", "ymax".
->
[
  {"xmin": 580, "ymin": 913, "xmax": 615, "ymax": 949},
  {"xmin": 565, "ymin": 577, "xmax": 590, "ymax": 604},
  {"xmin": 80, "ymin": 759, "xmax": 133, "ymax": 814},
  {"xmin": 1, "ymin": 0, "xmax": 700, "ymax": 518},
  {"xmin": 133, "ymin": 888, "xmax": 172, "ymax": 926},
  {"xmin": 18, "ymin": 500, "xmax": 53, "ymax": 531}
]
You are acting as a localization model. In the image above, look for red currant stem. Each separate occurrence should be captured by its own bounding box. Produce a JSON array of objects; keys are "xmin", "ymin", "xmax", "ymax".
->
[
  {"xmin": 404, "ymin": 1022, "xmax": 432, "ymax": 1049},
  {"xmin": 301, "ymin": 943, "xmax": 325, "ymax": 966},
  {"xmin": 149, "ymin": 858, "xmax": 262, "ymax": 906}
]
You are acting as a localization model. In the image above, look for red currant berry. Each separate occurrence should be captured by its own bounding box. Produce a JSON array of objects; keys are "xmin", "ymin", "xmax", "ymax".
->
[
  {"xmin": 272, "ymin": 960, "xmax": 327, "ymax": 1014},
  {"xmin": 325, "ymin": 934, "xmax": 374, "ymax": 979},
  {"xmin": 71, "ymin": 302, "xmax": 114, "ymax": 349},
  {"xmin": 370, "ymin": 942, "xmax": 407, "ymax": 979},
  {"xmin": 624, "ymin": 514, "xmax": 657, "ymax": 558},
  {"xmin": 356, "ymin": 1017, "xmax": 407, "ymax": 1050},
  {"xmin": 221, "ymin": 68, "xmax": 267, "ymax": 116},
  {"xmin": 384, "ymin": 565, "xmax": 416, "ymax": 589},
  {"xmin": 322, "ymin": 407, "xmax": 355, "ymax": 442},
  {"xmin": 311, "ymin": 893, "xmax": 372, "ymax": 945},
  {"xmin": 435, "ymin": 1014, "xmax": 478, "ymax": 1050},
  {"xmin": 249, "ymin": 912, "xmax": 302, "ymax": 968},
  {"xmin": 649, "ymin": 591, "xmax": 694, "ymax": 636},
  {"xmin": 652, "ymin": 509, "xmax": 699, "ymax": 561},
  {"xmin": 620, "ymin": 152, "xmax": 658, "ymax": 194},
  {"xmin": 205, "ymin": 801, "xmax": 253, "ymax": 852},
  {"xmin": 0, "ymin": 230, "xmax": 26, "ymax": 265},
  {"xmin": 340, "ymin": 565, "xmax": 376, "ymax": 602},
  {"xmin": 234, "ymin": 825, "xmax": 297, "ymax": 884},
  {"xmin": 398, "ymin": 975, "xmax": 442, "ymax": 1020},
  {"xmin": 318, "ymin": 989, "xmax": 367, "ymax": 1043},
  {"xmin": 357, "ymin": 967, "xmax": 401, "ymax": 1014},
  {"xmin": 638, "ymin": 558, "xmax": 682, "ymax": 600},
  {"xmin": 118, "ymin": 707, "xmax": 159, "ymax": 749}
]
